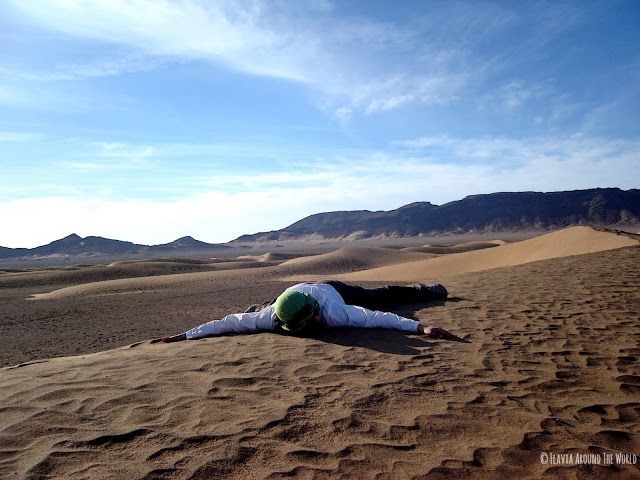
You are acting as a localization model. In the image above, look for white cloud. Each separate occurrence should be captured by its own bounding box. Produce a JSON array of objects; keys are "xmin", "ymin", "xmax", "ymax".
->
[
  {"xmin": 92, "ymin": 142, "xmax": 156, "ymax": 159},
  {"xmin": 4, "ymin": 0, "xmax": 517, "ymax": 116},
  {"xmin": 56, "ymin": 143, "xmax": 157, "ymax": 172},
  {"xmin": 396, "ymin": 134, "xmax": 640, "ymax": 166},
  {"xmin": 7, "ymin": 0, "xmax": 324, "ymax": 82},
  {"xmin": 480, "ymin": 80, "xmax": 552, "ymax": 110},
  {"xmin": 393, "ymin": 135, "xmax": 455, "ymax": 149},
  {"xmin": 343, "ymin": 71, "xmax": 466, "ymax": 115},
  {"xmin": 0, "ymin": 54, "xmax": 166, "ymax": 82},
  {"xmin": 61, "ymin": 162, "xmax": 105, "ymax": 170},
  {"xmin": 0, "ymin": 189, "xmax": 353, "ymax": 248},
  {"xmin": 334, "ymin": 106, "xmax": 352, "ymax": 126},
  {"xmin": 3, "ymin": 133, "xmax": 637, "ymax": 247},
  {"xmin": 365, "ymin": 94, "xmax": 414, "ymax": 114}
]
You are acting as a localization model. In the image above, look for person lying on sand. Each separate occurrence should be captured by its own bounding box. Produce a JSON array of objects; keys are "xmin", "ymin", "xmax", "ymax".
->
[{"xmin": 151, "ymin": 281, "xmax": 467, "ymax": 343}]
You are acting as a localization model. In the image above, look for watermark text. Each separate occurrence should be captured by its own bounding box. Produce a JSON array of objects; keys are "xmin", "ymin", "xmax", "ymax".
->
[{"xmin": 540, "ymin": 451, "xmax": 637, "ymax": 466}]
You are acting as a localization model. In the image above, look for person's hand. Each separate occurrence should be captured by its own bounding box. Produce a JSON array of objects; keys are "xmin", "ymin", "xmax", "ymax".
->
[
  {"xmin": 150, "ymin": 333, "xmax": 187, "ymax": 344},
  {"xmin": 418, "ymin": 325, "xmax": 470, "ymax": 343}
]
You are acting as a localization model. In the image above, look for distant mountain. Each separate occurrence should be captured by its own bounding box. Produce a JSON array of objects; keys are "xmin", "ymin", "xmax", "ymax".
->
[
  {"xmin": 0, "ymin": 234, "xmax": 229, "ymax": 261},
  {"xmin": 0, "ymin": 246, "xmax": 19, "ymax": 257},
  {"xmin": 2, "ymin": 188, "xmax": 639, "ymax": 262},
  {"xmin": 235, "ymin": 188, "xmax": 640, "ymax": 241},
  {"xmin": 151, "ymin": 236, "xmax": 215, "ymax": 250},
  {"xmin": 32, "ymin": 233, "xmax": 145, "ymax": 256}
]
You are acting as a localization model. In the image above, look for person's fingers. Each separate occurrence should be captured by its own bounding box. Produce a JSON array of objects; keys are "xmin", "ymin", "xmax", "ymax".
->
[
  {"xmin": 150, "ymin": 336, "xmax": 173, "ymax": 343},
  {"xmin": 428, "ymin": 327, "xmax": 470, "ymax": 343},
  {"xmin": 428, "ymin": 326, "xmax": 445, "ymax": 337}
]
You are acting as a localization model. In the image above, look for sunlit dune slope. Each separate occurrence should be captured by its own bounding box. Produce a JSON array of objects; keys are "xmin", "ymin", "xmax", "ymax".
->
[
  {"xmin": 236, "ymin": 251, "xmax": 306, "ymax": 262},
  {"xmin": 274, "ymin": 246, "xmax": 433, "ymax": 275},
  {"xmin": 28, "ymin": 246, "xmax": 430, "ymax": 300},
  {"xmin": 27, "ymin": 227, "xmax": 637, "ymax": 300},
  {"xmin": 295, "ymin": 226, "xmax": 638, "ymax": 283},
  {"xmin": 401, "ymin": 240, "xmax": 505, "ymax": 254}
]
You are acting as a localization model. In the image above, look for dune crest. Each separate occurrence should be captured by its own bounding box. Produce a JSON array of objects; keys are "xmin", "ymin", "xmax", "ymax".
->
[
  {"xmin": 401, "ymin": 240, "xmax": 505, "ymax": 254},
  {"xmin": 235, "ymin": 251, "xmax": 303, "ymax": 262},
  {"xmin": 275, "ymin": 245, "xmax": 432, "ymax": 275}
]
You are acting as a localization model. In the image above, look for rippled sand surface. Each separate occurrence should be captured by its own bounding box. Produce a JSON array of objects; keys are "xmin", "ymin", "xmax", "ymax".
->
[{"xmin": 1, "ymin": 227, "xmax": 638, "ymax": 479}]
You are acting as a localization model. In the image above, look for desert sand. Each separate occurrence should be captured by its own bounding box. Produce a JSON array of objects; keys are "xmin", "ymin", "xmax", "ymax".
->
[{"xmin": 0, "ymin": 226, "xmax": 639, "ymax": 479}]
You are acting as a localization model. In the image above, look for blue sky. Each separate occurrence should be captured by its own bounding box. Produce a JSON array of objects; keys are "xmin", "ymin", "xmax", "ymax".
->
[{"xmin": 1, "ymin": 0, "xmax": 639, "ymax": 247}]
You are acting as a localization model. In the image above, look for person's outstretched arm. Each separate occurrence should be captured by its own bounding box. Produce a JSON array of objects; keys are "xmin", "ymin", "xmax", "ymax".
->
[
  {"xmin": 336, "ymin": 305, "xmax": 469, "ymax": 342},
  {"xmin": 150, "ymin": 307, "xmax": 275, "ymax": 344}
]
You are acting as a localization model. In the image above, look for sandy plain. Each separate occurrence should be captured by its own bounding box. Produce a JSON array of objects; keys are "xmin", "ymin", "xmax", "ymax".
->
[{"xmin": 0, "ymin": 226, "xmax": 639, "ymax": 479}]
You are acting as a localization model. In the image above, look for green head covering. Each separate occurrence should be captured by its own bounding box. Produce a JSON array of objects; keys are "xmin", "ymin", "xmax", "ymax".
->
[{"xmin": 274, "ymin": 290, "xmax": 319, "ymax": 332}]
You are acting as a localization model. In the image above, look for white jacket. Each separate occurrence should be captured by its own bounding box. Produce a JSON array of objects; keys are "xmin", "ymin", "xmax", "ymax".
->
[{"xmin": 185, "ymin": 282, "xmax": 419, "ymax": 339}]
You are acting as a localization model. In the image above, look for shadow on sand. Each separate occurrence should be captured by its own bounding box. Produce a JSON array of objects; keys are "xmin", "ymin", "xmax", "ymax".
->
[
  {"xmin": 306, "ymin": 298, "xmax": 465, "ymax": 355},
  {"xmin": 311, "ymin": 328, "xmax": 439, "ymax": 355}
]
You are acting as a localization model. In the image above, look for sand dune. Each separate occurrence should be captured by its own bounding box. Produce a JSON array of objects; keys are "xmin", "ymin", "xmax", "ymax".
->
[
  {"xmin": 25, "ymin": 227, "xmax": 637, "ymax": 301},
  {"xmin": 26, "ymin": 268, "xmax": 257, "ymax": 301},
  {"xmin": 1, "ymin": 242, "xmax": 639, "ymax": 479},
  {"xmin": 27, "ymin": 246, "xmax": 430, "ymax": 301},
  {"xmin": 401, "ymin": 240, "xmax": 505, "ymax": 254},
  {"xmin": 311, "ymin": 226, "xmax": 639, "ymax": 283},
  {"xmin": 108, "ymin": 258, "xmax": 214, "ymax": 266},
  {"xmin": 274, "ymin": 245, "xmax": 433, "ymax": 275},
  {"xmin": 1, "ymin": 260, "xmax": 258, "ymax": 289},
  {"xmin": 236, "ymin": 251, "xmax": 306, "ymax": 262}
]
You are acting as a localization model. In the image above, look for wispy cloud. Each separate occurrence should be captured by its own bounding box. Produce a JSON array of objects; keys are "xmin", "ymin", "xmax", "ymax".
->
[
  {"xmin": 334, "ymin": 106, "xmax": 352, "ymax": 126},
  {"xmin": 57, "ymin": 143, "xmax": 157, "ymax": 172},
  {"xmin": 0, "ymin": 55, "xmax": 166, "ymax": 82},
  {"xmin": 6, "ymin": 1, "xmax": 323, "ymax": 82},
  {"xmin": 2, "ymin": 133, "xmax": 638, "ymax": 247},
  {"xmin": 0, "ymin": 131, "xmax": 42, "ymax": 142},
  {"xmin": 395, "ymin": 133, "xmax": 640, "ymax": 163},
  {"xmin": 359, "ymin": 74, "xmax": 464, "ymax": 114},
  {"xmin": 5, "ymin": 0, "xmax": 558, "ymax": 117},
  {"xmin": 479, "ymin": 80, "xmax": 552, "ymax": 110},
  {"xmin": 92, "ymin": 142, "xmax": 156, "ymax": 159}
]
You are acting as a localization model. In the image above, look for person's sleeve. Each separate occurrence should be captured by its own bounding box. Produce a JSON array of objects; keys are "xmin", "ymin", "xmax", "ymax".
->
[
  {"xmin": 185, "ymin": 307, "xmax": 275, "ymax": 339},
  {"xmin": 340, "ymin": 305, "xmax": 419, "ymax": 332}
]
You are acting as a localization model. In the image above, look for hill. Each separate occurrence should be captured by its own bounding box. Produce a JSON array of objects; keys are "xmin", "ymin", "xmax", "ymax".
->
[
  {"xmin": 236, "ymin": 188, "xmax": 640, "ymax": 241},
  {"xmin": 0, "ymin": 233, "xmax": 229, "ymax": 262}
]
